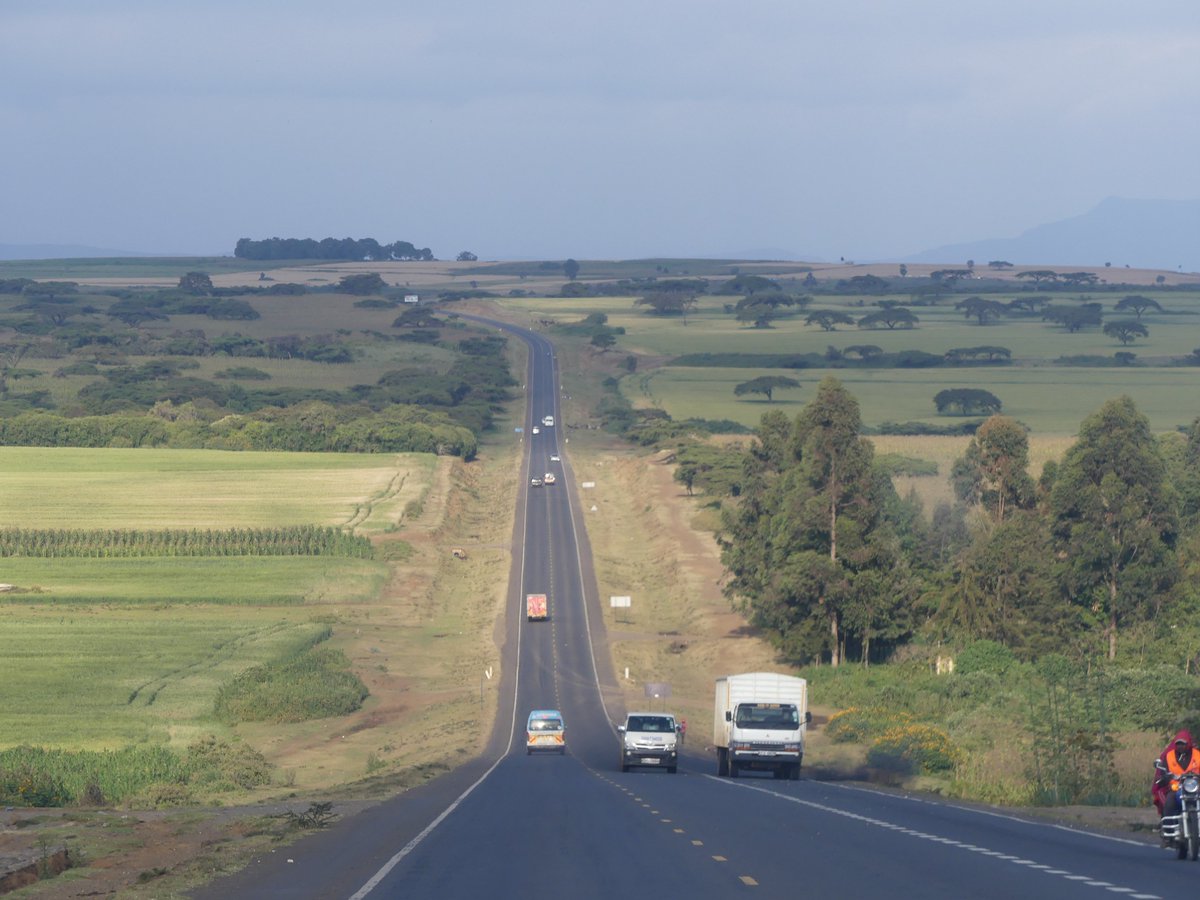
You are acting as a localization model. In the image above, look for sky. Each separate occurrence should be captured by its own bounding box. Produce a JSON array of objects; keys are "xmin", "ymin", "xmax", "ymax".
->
[{"xmin": 3, "ymin": 0, "xmax": 1199, "ymax": 262}]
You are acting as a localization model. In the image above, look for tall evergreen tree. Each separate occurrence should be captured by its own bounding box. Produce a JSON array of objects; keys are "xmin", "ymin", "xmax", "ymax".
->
[
  {"xmin": 720, "ymin": 378, "xmax": 902, "ymax": 666},
  {"xmin": 951, "ymin": 415, "xmax": 1035, "ymax": 522},
  {"xmin": 1049, "ymin": 396, "xmax": 1179, "ymax": 660}
]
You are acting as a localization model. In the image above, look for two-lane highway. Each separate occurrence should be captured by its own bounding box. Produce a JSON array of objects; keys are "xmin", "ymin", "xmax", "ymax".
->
[{"xmin": 194, "ymin": 318, "xmax": 1189, "ymax": 900}]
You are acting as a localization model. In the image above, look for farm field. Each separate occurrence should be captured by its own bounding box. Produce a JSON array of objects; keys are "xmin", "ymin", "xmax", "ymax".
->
[
  {"xmin": 0, "ymin": 608, "xmax": 333, "ymax": 747},
  {"xmin": 0, "ymin": 448, "xmax": 418, "ymax": 755},
  {"xmin": 0, "ymin": 446, "xmax": 430, "ymax": 531}
]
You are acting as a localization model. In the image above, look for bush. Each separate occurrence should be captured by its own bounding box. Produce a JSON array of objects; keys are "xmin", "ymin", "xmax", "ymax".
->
[
  {"xmin": 869, "ymin": 724, "xmax": 961, "ymax": 774},
  {"xmin": 956, "ymin": 640, "xmax": 1017, "ymax": 676},
  {"xmin": 214, "ymin": 647, "xmax": 369, "ymax": 724},
  {"xmin": 826, "ymin": 707, "xmax": 912, "ymax": 744},
  {"xmin": 186, "ymin": 736, "xmax": 272, "ymax": 789},
  {"xmin": 0, "ymin": 762, "xmax": 69, "ymax": 807}
]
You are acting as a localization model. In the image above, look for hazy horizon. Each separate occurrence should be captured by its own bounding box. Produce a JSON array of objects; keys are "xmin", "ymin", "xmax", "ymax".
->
[{"xmin": 3, "ymin": 1, "xmax": 1198, "ymax": 263}]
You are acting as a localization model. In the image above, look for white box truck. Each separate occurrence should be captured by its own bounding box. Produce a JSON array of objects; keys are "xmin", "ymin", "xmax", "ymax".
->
[{"xmin": 714, "ymin": 672, "xmax": 810, "ymax": 780}]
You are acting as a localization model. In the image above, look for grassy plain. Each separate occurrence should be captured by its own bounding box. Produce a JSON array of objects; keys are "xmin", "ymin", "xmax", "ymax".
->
[
  {"xmin": 494, "ymin": 289, "xmax": 1200, "ymax": 435},
  {"xmin": 628, "ymin": 365, "xmax": 1200, "ymax": 434}
]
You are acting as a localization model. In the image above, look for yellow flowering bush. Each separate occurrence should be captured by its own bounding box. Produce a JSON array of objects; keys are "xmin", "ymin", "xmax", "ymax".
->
[
  {"xmin": 826, "ymin": 706, "xmax": 912, "ymax": 744},
  {"xmin": 868, "ymin": 724, "xmax": 962, "ymax": 774}
]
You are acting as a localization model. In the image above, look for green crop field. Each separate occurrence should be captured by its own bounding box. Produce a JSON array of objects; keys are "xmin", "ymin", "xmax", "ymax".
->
[
  {"xmin": 0, "ymin": 607, "xmax": 333, "ymax": 748},
  {"xmin": 0, "ymin": 446, "xmax": 431, "ymax": 531},
  {"xmin": 0, "ymin": 446, "xmax": 422, "ymax": 756},
  {"xmin": 0, "ymin": 556, "xmax": 386, "ymax": 605}
]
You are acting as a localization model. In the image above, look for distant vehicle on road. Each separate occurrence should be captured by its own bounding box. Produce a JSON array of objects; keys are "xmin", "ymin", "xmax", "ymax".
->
[
  {"xmin": 530, "ymin": 477, "xmax": 543, "ymax": 488},
  {"xmin": 550, "ymin": 455, "xmax": 560, "ymax": 462},
  {"xmin": 527, "ymin": 709, "xmax": 565, "ymax": 754},
  {"xmin": 532, "ymin": 426, "xmax": 540, "ymax": 434},
  {"xmin": 543, "ymin": 473, "xmax": 556, "ymax": 485},
  {"xmin": 526, "ymin": 593, "xmax": 548, "ymax": 621},
  {"xmin": 542, "ymin": 415, "xmax": 554, "ymax": 427}
]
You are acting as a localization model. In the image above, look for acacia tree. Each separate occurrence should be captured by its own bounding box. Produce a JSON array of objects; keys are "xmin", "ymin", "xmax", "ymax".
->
[
  {"xmin": 1103, "ymin": 320, "xmax": 1149, "ymax": 345},
  {"xmin": 858, "ymin": 307, "xmax": 918, "ymax": 330},
  {"xmin": 1114, "ymin": 295, "xmax": 1162, "ymax": 318},
  {"xmin": 806, "ymin": 310, "xmax": 855, "ymax": 331},
  {"xmin": 950, "ymin": 415, "xmax": 1035, "ymax": 522},
  {"xmin": 734, "ymin": 376, "xmax": 801, "ymax": 403},
  {"xmin": 956, "ymin": 296, "xmax": 1008, "ymax": 325},
  {"xmin": 636, "ymin": 292, "xmax": 698, "ymax": 320},
  {"xmin": 934, "ymin": 388, "xmax": 1002, "ymax": 416},
  {"xmin": 1049, "ymin": 396, "xmax": 1179, "ymax": 660},
  {"xmin": 1043, "ymin": 304, "xmax": 1102, "ymax": 332}
]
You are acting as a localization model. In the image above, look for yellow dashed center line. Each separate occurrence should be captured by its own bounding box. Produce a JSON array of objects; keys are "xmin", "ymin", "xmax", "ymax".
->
[
  {"xmin": 739, "ymin": 876, "xmax": 758, "ymax": 886},
  {"xmin": 712, "ymin": 855, "xmax": 727, "ymax": 862}
]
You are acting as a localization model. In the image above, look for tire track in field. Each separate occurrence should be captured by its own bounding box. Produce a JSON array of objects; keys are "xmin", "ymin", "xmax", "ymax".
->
[{"xmin": 125, "ymin": 621, "xmax": 303, "ymax": 706}]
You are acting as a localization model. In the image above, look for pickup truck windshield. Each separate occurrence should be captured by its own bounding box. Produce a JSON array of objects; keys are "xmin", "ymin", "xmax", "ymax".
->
[{"xmin": 735, "ymin": 704, "xmax": 799, "ymax": 729}]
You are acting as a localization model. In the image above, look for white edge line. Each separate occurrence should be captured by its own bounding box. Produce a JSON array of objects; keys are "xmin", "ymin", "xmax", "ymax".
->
[{"xmin": 349, "ymin": 323, "xmax": 535, "ymax": 898}]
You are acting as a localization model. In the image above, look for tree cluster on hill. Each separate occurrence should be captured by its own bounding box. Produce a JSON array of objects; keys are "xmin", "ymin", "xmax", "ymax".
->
[{"xmin": 233, "ymin": 237, "xmax": 434, "ymax": 261}]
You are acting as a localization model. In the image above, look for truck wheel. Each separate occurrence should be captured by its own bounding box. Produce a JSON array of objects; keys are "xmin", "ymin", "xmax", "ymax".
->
[
  {"xmin": 668, "ymin": 765, "xmax": 677, "ymax": 774},
  {"xmin": 621, "ymin": 762, "xmax": 629, "ymax": 773},
  {"xmin": 789, "ymin": 763, "xmax": 800, "ymax": 781},
  {"xmin": 729, "ymin": 761, "xmax": 739, "ymax": 778},
  {"xmin": 717, "ymin": 749, "xmax": 729, "ymax": 777}
]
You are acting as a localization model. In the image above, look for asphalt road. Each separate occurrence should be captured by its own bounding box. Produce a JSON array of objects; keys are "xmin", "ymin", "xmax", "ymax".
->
[{"xmin": 193, "ymin": 319, "xmax": 1191, "ymax": 900}]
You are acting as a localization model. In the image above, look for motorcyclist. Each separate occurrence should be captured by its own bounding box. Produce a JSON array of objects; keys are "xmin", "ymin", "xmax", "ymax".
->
[{"xmin": 1153, "ymin": 730, "xmax": 1200, "ymax": 825}]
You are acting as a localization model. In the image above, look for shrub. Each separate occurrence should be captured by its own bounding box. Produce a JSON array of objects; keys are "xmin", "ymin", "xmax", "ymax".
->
[
  {"xmin": 214, "ymin": 647, "xmax": 369, "ymax": 724},
  {"xmin": 186, "ymin": 737, "xmax": 272, "ymax": 789},
  {"xmin": 869, "ymin": 724, "xmax": 961, "ymax": 774},
  {"xmin": 826, "ymin": 707, "xmax": 912, "ymax": 744},
  {"xmin": 956, "ymin": 640, "xmax": 1017, "ymax": 676},
  {"xmin": 0, "ymin": 762, "xmax": 69, "ymax": 807}
]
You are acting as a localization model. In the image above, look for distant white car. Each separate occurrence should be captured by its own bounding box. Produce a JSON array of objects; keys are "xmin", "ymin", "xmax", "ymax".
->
[
  {"xmin": 550, "ymin": 455, "xmax": 560, "ymax": 462},
  {"xmin": 543, "ymin": 473, "xmax": 556, "ymax": 485},
  {"xmin": 530, "ymin": 477, "xmax": 543, "ymax": 487},
  {"xmin": 532, "ymin": 426, "xmax": 540, "ymax": 435}
]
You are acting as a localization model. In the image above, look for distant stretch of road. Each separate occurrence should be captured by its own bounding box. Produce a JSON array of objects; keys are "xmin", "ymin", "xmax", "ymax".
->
[{"xmin": 194, "ymin": 318, "xmax": 1185, "ymax": 900}]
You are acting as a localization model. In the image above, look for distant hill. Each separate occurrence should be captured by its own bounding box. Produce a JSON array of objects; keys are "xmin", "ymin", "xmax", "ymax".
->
[
  {"xmin": 0, "ymin": 243, "xmax": 145, "ymax": 261},
  {"xmin": 906, "ymin": 197, "xmax": 1200, "ymax": 273}
]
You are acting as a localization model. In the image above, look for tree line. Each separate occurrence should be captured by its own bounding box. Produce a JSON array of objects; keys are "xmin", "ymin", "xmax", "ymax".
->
[
  {"xmin": 717, "ymin": 377, "xmax": 1199, "ymax": 668},
  {"xmin": 234, "ymin": 237, "xmax": 434, "ymax": 261}
]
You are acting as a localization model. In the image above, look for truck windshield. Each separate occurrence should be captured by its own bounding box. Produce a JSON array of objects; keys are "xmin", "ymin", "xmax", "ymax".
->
[
  {"xmin": 529, "ymin": 719, "xmax": 562, "ymax": 732},
  {"xmin": 735, "ymin": 704, "xmax": 799, "ymax": 729}
]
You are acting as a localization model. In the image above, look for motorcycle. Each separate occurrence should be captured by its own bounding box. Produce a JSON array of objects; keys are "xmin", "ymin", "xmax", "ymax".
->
[{"xmin": 1158, "ymin": 761, "xmax": 1200, "ymax": 861}]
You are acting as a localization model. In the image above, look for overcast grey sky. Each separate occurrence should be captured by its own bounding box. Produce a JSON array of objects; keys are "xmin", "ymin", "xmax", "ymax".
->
[{"xmin": 3, "ymin": 0, "xmax": 1198, "ymax": 261}]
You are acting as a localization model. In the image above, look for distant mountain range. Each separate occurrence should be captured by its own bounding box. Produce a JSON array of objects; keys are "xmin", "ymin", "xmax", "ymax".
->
[{"xmin": 904, "ymin": 197, "xmax": 1200, "ymax": 273}]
